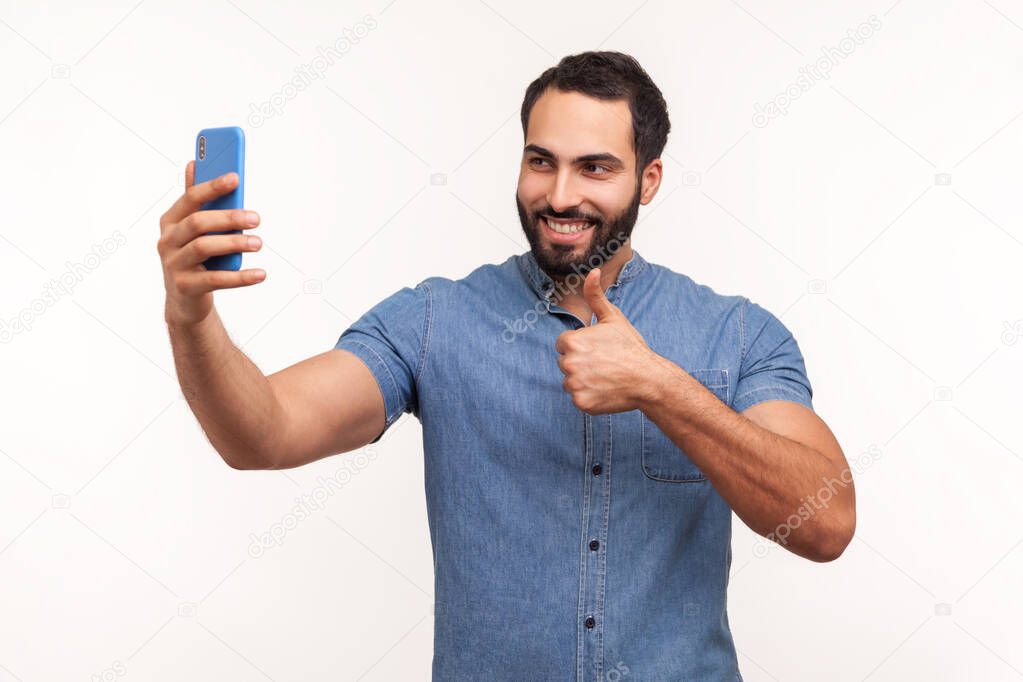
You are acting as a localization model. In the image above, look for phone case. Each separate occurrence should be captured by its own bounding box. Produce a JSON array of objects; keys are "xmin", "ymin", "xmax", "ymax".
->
[{"xmin": 194, "ymin": 126, "xmax": 245, "ymax": 271}]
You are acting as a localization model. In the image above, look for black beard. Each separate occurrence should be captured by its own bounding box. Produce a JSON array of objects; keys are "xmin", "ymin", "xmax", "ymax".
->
[{"xmin": 515, "ymin": 181, "xmax": 641, "ymax": 279}]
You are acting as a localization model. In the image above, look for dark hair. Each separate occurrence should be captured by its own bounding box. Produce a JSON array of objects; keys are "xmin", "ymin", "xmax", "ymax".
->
[{"xmin": 520, "ymin": 51, "xmax": 671, "ymax": 176}]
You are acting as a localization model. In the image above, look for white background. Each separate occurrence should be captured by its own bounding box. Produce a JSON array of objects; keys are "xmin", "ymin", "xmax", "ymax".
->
[{"xmin": 1, "ymin": 0, "xmax": 1021, "ymax": 680}]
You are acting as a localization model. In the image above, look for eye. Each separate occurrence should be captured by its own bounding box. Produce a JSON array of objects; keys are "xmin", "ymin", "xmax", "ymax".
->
[
  {"xmin": 585, "ymin": 163, "xmax": 610, "ymax": 175},
  {"xmin": 529, "ymin": 157, "xmax": 551, "ymax": 168}
]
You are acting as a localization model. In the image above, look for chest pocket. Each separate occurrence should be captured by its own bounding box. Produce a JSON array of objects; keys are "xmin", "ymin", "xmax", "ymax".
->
[{"xmin": 641, "ymin": 368, "xmax": 729, "ymax": 483}]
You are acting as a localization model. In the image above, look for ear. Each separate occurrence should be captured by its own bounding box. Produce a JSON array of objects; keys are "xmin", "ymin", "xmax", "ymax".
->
[{"xmin": 638, "ymin": 158, "xmax": 663, "ymax": 205}]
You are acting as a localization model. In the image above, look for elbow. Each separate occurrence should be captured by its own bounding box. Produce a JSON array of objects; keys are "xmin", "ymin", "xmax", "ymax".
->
[
  {"xmin": 809, "ymin": 511, "xmax": 856, "ymax": 563},
  {"xmin": 223, "ymin": 456, "xmax": 256, "ymax": 471},
  {"xmin": 810, "ymin": 540, "xmax": 848, "ymax": 563},
  {"xmin": 219, "ymin": 446, "xmax": 277, "ymax": 471}
]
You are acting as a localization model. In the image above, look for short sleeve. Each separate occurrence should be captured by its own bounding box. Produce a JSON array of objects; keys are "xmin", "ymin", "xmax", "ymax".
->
[
  {"xmin": 334, "ymin": 282, "xmax": 430, "ymax": 443},
  {"xmin": 732, "ymin": 298, "xmax": 814, "ymax": 413}
]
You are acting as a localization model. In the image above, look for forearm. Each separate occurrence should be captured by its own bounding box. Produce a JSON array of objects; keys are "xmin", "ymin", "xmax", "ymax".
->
[
  {"xmin": 167, "ymin": 304, "xmax": 283, "ymax": 469},
  {"xmin": 637, "ymin": 358, "xmax": 852, "ymax": 561}
]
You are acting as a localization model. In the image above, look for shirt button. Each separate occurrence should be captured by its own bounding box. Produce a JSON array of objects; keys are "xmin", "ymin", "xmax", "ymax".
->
[
  {"xmin": 584, "ymin": 616, "xmax": 595, "ymax": 629},
  {"xmin": 589, "ymin": 539, "xmax": 599, "ymax": 551},
  {"xmin": 591, "ymin": 464, "xmax": 602, "ymax": 476}
]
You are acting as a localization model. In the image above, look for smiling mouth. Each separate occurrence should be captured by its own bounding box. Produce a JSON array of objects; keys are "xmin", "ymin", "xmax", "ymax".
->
[{"xmin": 541, "ymin": 216, "xmax": 595, "ymax": 234}]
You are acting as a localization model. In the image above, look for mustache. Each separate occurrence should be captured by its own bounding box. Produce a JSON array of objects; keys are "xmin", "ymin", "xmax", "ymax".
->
[{"xmin": 534, "ymin": 208, "xmax": 602, "ymax": 225}]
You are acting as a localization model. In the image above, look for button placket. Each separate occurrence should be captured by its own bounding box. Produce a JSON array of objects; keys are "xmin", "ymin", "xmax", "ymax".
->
[{"xmin": 579, "ymin": 414, "xmax": 613, "ymax": 681}]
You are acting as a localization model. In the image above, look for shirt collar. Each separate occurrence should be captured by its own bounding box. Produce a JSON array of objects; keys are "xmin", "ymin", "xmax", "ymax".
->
[{"xmin": 516, "ymin": 248, "xmax": 648, "ymax": 300}]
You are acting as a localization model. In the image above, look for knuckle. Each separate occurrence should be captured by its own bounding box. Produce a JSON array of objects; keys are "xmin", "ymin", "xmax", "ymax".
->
[
  {"xmin": 182, "ymin": 213, "xmax": 203, "ymax": 237},
  {"xmin": 191, "ymin": 237, "xmax": 210, "ymax": 258},
  {"xmin": 181, "ymin": 211, "xmax": 198, "ymax": 227}
]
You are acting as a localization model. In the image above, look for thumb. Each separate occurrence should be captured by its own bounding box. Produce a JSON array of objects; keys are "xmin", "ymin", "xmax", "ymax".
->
[{"xmin": 583, "ymin": 268, "xmax": 618, "ymax": 322}]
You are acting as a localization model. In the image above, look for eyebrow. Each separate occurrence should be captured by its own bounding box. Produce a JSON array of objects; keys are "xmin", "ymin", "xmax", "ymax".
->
[{"xmin": 523, "ymin": 144, "xmax": 625, "ymax": 170}]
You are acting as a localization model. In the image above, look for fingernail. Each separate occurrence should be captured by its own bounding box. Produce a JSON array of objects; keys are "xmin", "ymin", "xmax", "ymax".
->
[
  {"xmin": 247, "ymin": 236, "xmax": 261, "ymax": 249},
  {"xmin": 245, "ymin": 211, "xmax": 259, "ymax": 226}
]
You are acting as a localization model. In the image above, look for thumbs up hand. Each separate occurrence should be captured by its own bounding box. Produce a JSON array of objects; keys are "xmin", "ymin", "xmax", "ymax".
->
[{"xmin": 555, "ymin": 268, "xmax": 661, "ymax": 415}]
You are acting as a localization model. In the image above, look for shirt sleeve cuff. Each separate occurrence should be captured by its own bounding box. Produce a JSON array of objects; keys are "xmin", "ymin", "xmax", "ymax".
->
[{"xmin": 732, "ymin": 383, "xmax": 814, "ymax": 413}]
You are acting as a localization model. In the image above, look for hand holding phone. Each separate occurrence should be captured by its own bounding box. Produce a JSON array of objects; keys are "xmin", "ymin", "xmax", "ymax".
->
[{"xmin": 156, "ymin": 127, "xmax": 265, "ymax": 327}]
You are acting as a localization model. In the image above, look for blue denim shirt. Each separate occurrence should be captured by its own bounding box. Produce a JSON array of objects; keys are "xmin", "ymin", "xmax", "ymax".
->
[{"xmin": 335, "ymin": 249, "xmax": 813, "ymax": 681}]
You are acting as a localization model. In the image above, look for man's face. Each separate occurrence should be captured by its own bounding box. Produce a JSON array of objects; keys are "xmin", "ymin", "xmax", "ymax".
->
[{"xmin": 516, "ymin": 88, "xmax": 643, "ymax": 279}]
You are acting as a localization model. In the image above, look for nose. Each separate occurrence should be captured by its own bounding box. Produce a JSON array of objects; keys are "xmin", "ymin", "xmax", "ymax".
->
[{"xmin": 546, "ymin": 168, "xmax": 582, "ymax": 214}]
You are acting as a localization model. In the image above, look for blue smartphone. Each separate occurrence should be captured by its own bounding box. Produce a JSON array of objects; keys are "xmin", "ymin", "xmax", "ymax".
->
[{"xmin": 194, "ymin": 126, "xmax": 245, "ymax": 271}]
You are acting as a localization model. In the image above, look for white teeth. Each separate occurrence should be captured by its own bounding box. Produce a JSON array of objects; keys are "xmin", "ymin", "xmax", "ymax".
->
[{"xmin": 544, "ymin": 217, "xmax": 592, "ymax": 234}]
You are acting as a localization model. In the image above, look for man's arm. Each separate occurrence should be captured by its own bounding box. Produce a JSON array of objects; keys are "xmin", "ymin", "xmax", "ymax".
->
[
  {"xmin": 556, "ymin": 268, "xmax": 855, "ymax": 562},
  {"xmin": 160, "ymin": 162, "xmax": 385, "ymax": 470},
  {"xmin": 168, "ymin": 309, "xmax": 385, "ymax": 469},
  {"xmin": 637, "ymin": 371, "xmax": 855, "ymax": 562},
  {"xmin": 264, "ymin": 348, "xmax": 386, "ymax": 468}
]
